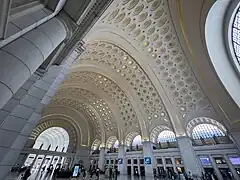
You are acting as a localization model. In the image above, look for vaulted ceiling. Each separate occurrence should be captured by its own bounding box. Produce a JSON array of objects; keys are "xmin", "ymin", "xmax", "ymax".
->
[{"xmin": 41, "ymin": 0, "xmax": 240, "ymax": 147}]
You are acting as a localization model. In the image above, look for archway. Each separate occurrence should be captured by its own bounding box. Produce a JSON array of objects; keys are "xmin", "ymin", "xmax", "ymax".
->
[
  {"xmin": 106, "ymin": 136, "xmax": 118, "ymax": 153},
  {"xmin": 24, "ymin": 127, "xmax": 70, "ymax": 168},
  {"xmin": 186, "ymin": 117, "xmax": 232, "ymax": 146},
  {"xmin": 33, "ymin": 127, "xmax": 69, "ymax": 152}
]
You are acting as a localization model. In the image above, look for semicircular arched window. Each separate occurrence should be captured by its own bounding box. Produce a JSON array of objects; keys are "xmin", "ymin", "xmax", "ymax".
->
[
  {"xmin": 157, "ymin": 130, "xmax": 176, "ymax": 143},
  {"xmin": 33, "ymin": 127, "xmax": 70, "ymax": 152},
  {"xmin": 232, "ymin": 5, "xmax": 240, "ymax": 67},
  {"xmin": 113, "ymin": 140, "xmax": 119, "ymax": 148},
  {"xmin": 192, "ymin": 124, "xmax": 225, "ymax": 140},
  {"xmin": 132, "ymin": 135, "xmax": 142, "ymax": 146}
]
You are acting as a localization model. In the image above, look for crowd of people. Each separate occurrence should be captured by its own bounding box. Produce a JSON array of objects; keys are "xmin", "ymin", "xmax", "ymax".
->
[{"xmin": 16, "ymin": 162, "xmax": 227, "ymax": 180}]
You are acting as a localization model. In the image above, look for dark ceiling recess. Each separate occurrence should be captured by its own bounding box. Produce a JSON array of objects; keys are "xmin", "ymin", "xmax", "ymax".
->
[
  {"xmin": 63, "ymin": 0, "xmax": 91, "ymax": 22},
  {"xmin": 11, "ymin": 0, "xmax": 38, "ymax": 8}
]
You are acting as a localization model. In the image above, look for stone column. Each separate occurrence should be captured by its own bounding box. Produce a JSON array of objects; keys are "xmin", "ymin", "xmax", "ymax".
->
[
  {"xmin": 209, "ymin": 156, "xmax": 224, "ymax": 180},
  {"xmin": 0, "ymin": 17, "xmax": 67, "ymax": 109},
  {"xmin": 68, "ymin": 157, "xmax": 73, "ymax": 169},
  {"xmin": 229, "ymin": 130, "xmax": 240, "ymax": 151},
  {"xmin": 177, "ymin": 136, "xmax": 202, "ymax": 177},
  {"xmin": 118, "ymin": 145, "xmax": 127, "ymax": 175},
  {"xmin": 30, "ymin": 154, "xmax": 39, "ymax": 168},
  {"xmin": 142, "ymin": 141, "xmax": 155, "ymax": 177},
  {"xmin": 224, "ymin": 155, "xmax": 240, "ymax": 180},
  {"xmin": 131, "ymin": 158, "xmax": 134, "ymax": 175},
  {"xmin": 171, "ymin": 156, "xmax": 177, "ymax": 173},
  {"xmin": 98, "ymin": 147, "xmax": 105, "ymax": 171},
  {"xmin": 0, "ymin": 48, "xmax": 81, "ymax": 179},
  {"xmin": 38, "ymin": 155, "xmax": 46, "ymax": 173},
  {"xmin": 162, "ymin": 157, "xmax": 167, "ymax": 171},
  {"xmin": 137, "ymin": 158, "xmax": 141, "ymax": 175},
  {"xmin": 49, "ymin": 156, "xmax": 55, "ymax": 166}
]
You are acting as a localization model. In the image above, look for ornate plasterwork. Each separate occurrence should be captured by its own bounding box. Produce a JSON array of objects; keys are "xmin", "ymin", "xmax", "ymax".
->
[
  {"xmin": 63, "ymin": 71, "xmax": 141, "ymax": 135},
  {"xmin": 48, "ymin": 98, "xmax": 102, "ymax": 138},
  {"xmin": 150, "ymin": 125, "xmax": 171, "ymax": 143},
  {"xmin": 54, "ymin": 87, "xmax": 117, "ymax": 136},
  {"xmin": 186, "ymin": 117, "xmax": 227, "ymax": 138},
  {"xmin": 29, "ymin": 119, "xmax": 77, "ymax": 152},
  {"xmin": 106, "ymin": 136, "xmax": 118, "ymax": 148},
  {"xmin": 75, "ymin": 41, "xmax": 171, "ymax": 128},
  {"xmin": 94, "ymin": 0, "xmax": 213, "ymax": 119},
  {"xmin": 125, "ymin": 132, "xmax": 140, "ymax": 146},
  {"xmin": 91, "ymin": 139, "xmax": 101, "ymax": 150}
]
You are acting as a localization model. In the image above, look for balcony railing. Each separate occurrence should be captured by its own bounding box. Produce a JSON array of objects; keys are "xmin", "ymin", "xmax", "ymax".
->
[
  {"xmin": 155, "ymin": 142, "xmax": 178, "ymax": 149},
  {"xmin": 191, "ymin": 136, "xmax": 233, "ymax": 146}
]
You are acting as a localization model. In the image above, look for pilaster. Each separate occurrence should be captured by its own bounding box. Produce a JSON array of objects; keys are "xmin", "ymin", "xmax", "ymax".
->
[
  {"xmin": 98, "ymin": 147, "xmax": 105, "ymax": 171},
  {"xmin": 177, "ymin": 136, "xmax": 202, "ymax": 177},
  {"xmin": 142, "ymin": 141, "xmax": 155, "ymax": 177},
  {"xmin": 209, "ymin": 156, "xmax": 224, "ymax": 180},
  {"xmin": 118, "ymin": 145, "xmax": 127, "ymax": 175},
  {"xmin": 224, "ymin": 154, "xmax": 240, "ymax": 180}
]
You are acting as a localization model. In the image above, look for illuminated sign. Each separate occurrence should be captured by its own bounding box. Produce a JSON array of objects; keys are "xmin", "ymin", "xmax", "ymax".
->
[
  {"xmin": 144, "ymin": 157, "xmax": 151, "ymax": 165},
  {"xmin": 118, "ymin": 158, "xmax": 123, "ymax": 164},
  {"xmin": 72, "ymin": 165, "xmax": 79, "ymax": 177}
]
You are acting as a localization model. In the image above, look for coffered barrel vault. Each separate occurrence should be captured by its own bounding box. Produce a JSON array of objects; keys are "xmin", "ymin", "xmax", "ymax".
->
[
  {"xmin": 42, "ymin": 0, "xmax": 240, "ymax": 147},
  {"xmin": 1, "ymin": 0, "xmax": 240, "ymax": 179}
]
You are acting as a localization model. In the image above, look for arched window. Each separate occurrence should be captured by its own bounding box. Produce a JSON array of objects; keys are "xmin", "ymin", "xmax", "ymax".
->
[
  {"xmin": 113, "ymin": 140, "xmax": 119, "ymax": 148},
  {"xmin": 25, "ymin": 127, "xmax": 69, "ymax": 167},
  {"xmin": 132, "ymin": 135, "xmax": 142, "ymax": 146},
  {"xmin": 91, "ymin": 139, "xmax": 101, "ymax": 150},
  {"xmin": 231, "ymin": 3, "xmax": 240, "ymax": 71},
  {"xmin": 205, "ymin": 0, "xmax": 240, "ymax": 108},
  {"xmin": 33, "ymin": 127, "xmax": 69, "ymax": 152},
  {"xmin": 192, "ymin": 124, "xmax": 225, "ymax": 140},
  {"xmin": 157, "ymin": 130, "xmax": 176, "ymax": 143},
  {"xmin": 106, "ymin": 136, "xmax": 118, "ymax": 149}
]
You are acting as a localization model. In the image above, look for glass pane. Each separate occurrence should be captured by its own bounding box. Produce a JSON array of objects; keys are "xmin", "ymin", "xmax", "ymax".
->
[
  {"xmin": 233, "ymin": 8, "xmax": 240, "ymax": 65},
  {"xmin": 132, "ymin": 135, "xmax": 142, "ymax": 146},
  {"xmin": 165, "ymin": 158, "xmax": 172, "ymax": 164},
  {"xmin": 157, "ymin": 130, "xmax": 176, "ymax": 143},
  {"xmin": 192, "ymin": 124, "xmax": 225, "ymax": 140},
  {"xmin": 157, "ymin": 158, "xmax": 163, "ymax": 164}
]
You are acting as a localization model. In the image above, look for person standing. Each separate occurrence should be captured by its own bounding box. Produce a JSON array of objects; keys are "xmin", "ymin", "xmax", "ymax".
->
[
  {"xmin": 96, "ymin": 167, "xmax": 100, "ymax": 179},
  {"xmin": 109, "ymin": 168, "xmax": 113, "ymax": 180},
  {"xmin": 114, "ymin": 168, "xmax": 118, "ymax": 180},
  {"xmin": 83, "ymin": 168, "xmax": 87, "ymax": 180},
  {"xmin": 21, "ymin": 168, "xmax": 31, "ymax": 180}
]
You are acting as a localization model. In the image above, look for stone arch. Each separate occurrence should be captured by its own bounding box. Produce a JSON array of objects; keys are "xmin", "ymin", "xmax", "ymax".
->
[
  {"xmin": 65, "ymin": 68, "xmax": 143, "ymax": 139},
  {"xmin": 75, "ymin": 41, "xmax": 172, "ymax": 131},
  {"xmin": 43, "ymin": 105, "xmax": 94, "ymax": 146},
  {"xmin": 125, "ymin": 132, "xmax": 140, "ymax": 147},
  {"xmin": 29, "ymin": 116, "xmax": 78, "ymax": 153},
  {"xmin": 106, "ymin": 136, "xmax": 118, "ymax": 149},
  {"xmin": 33, "ymin": 127, "xmax": 69, "ymax": 152},
  {"xmin": 91, "ymin": 139, "xmax": 101, "ymax": 150},
  {"xmin": 206, "ymin": 0, "xmax": 240, "ymax": 109},
  {"xmin": 150, "ymin": 125, "xmax": 172, "ymax": 143},
  {"xmin": 157, "ymin": 130, "xmax": 177, "ymax": 143},
  {"xmin": 46, "ymin": 98, "xmax": 102, "ymax": 144},
  {"xmin": 55, "ymin": 86, "xmax": 119, "ymax": 139},
  {"xmin": 186, "ymin": 117, "xmax": 227, "ymax": 138},
  {"xmin": 86, "ymin": 0, "xmax": 214, "ymax": 135}
]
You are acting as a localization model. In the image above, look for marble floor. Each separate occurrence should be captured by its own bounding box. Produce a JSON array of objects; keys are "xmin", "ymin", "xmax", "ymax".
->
[{"xmin": 6, "ymin": 172, "xmax": 171, "ymax": 180}]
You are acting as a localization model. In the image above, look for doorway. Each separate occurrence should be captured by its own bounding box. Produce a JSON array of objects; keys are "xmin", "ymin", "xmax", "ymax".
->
[
  {"xmin": 219, "ymin": 168, "xmax": 232, "ymax": 180},
  {"xmin": 140, "ymin": 166, "xmax": 145, "ymax": 176},
  {"xmin": 204, "ymin": 168, "xmax": 218, "ymax": 180},
  {"xmin": 127, "ymin": 166, "xmax": 131, "ymax": 175},
  {"xmin": 133, "ymin": 166, "xmax": 139, "ymax": 176}
]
